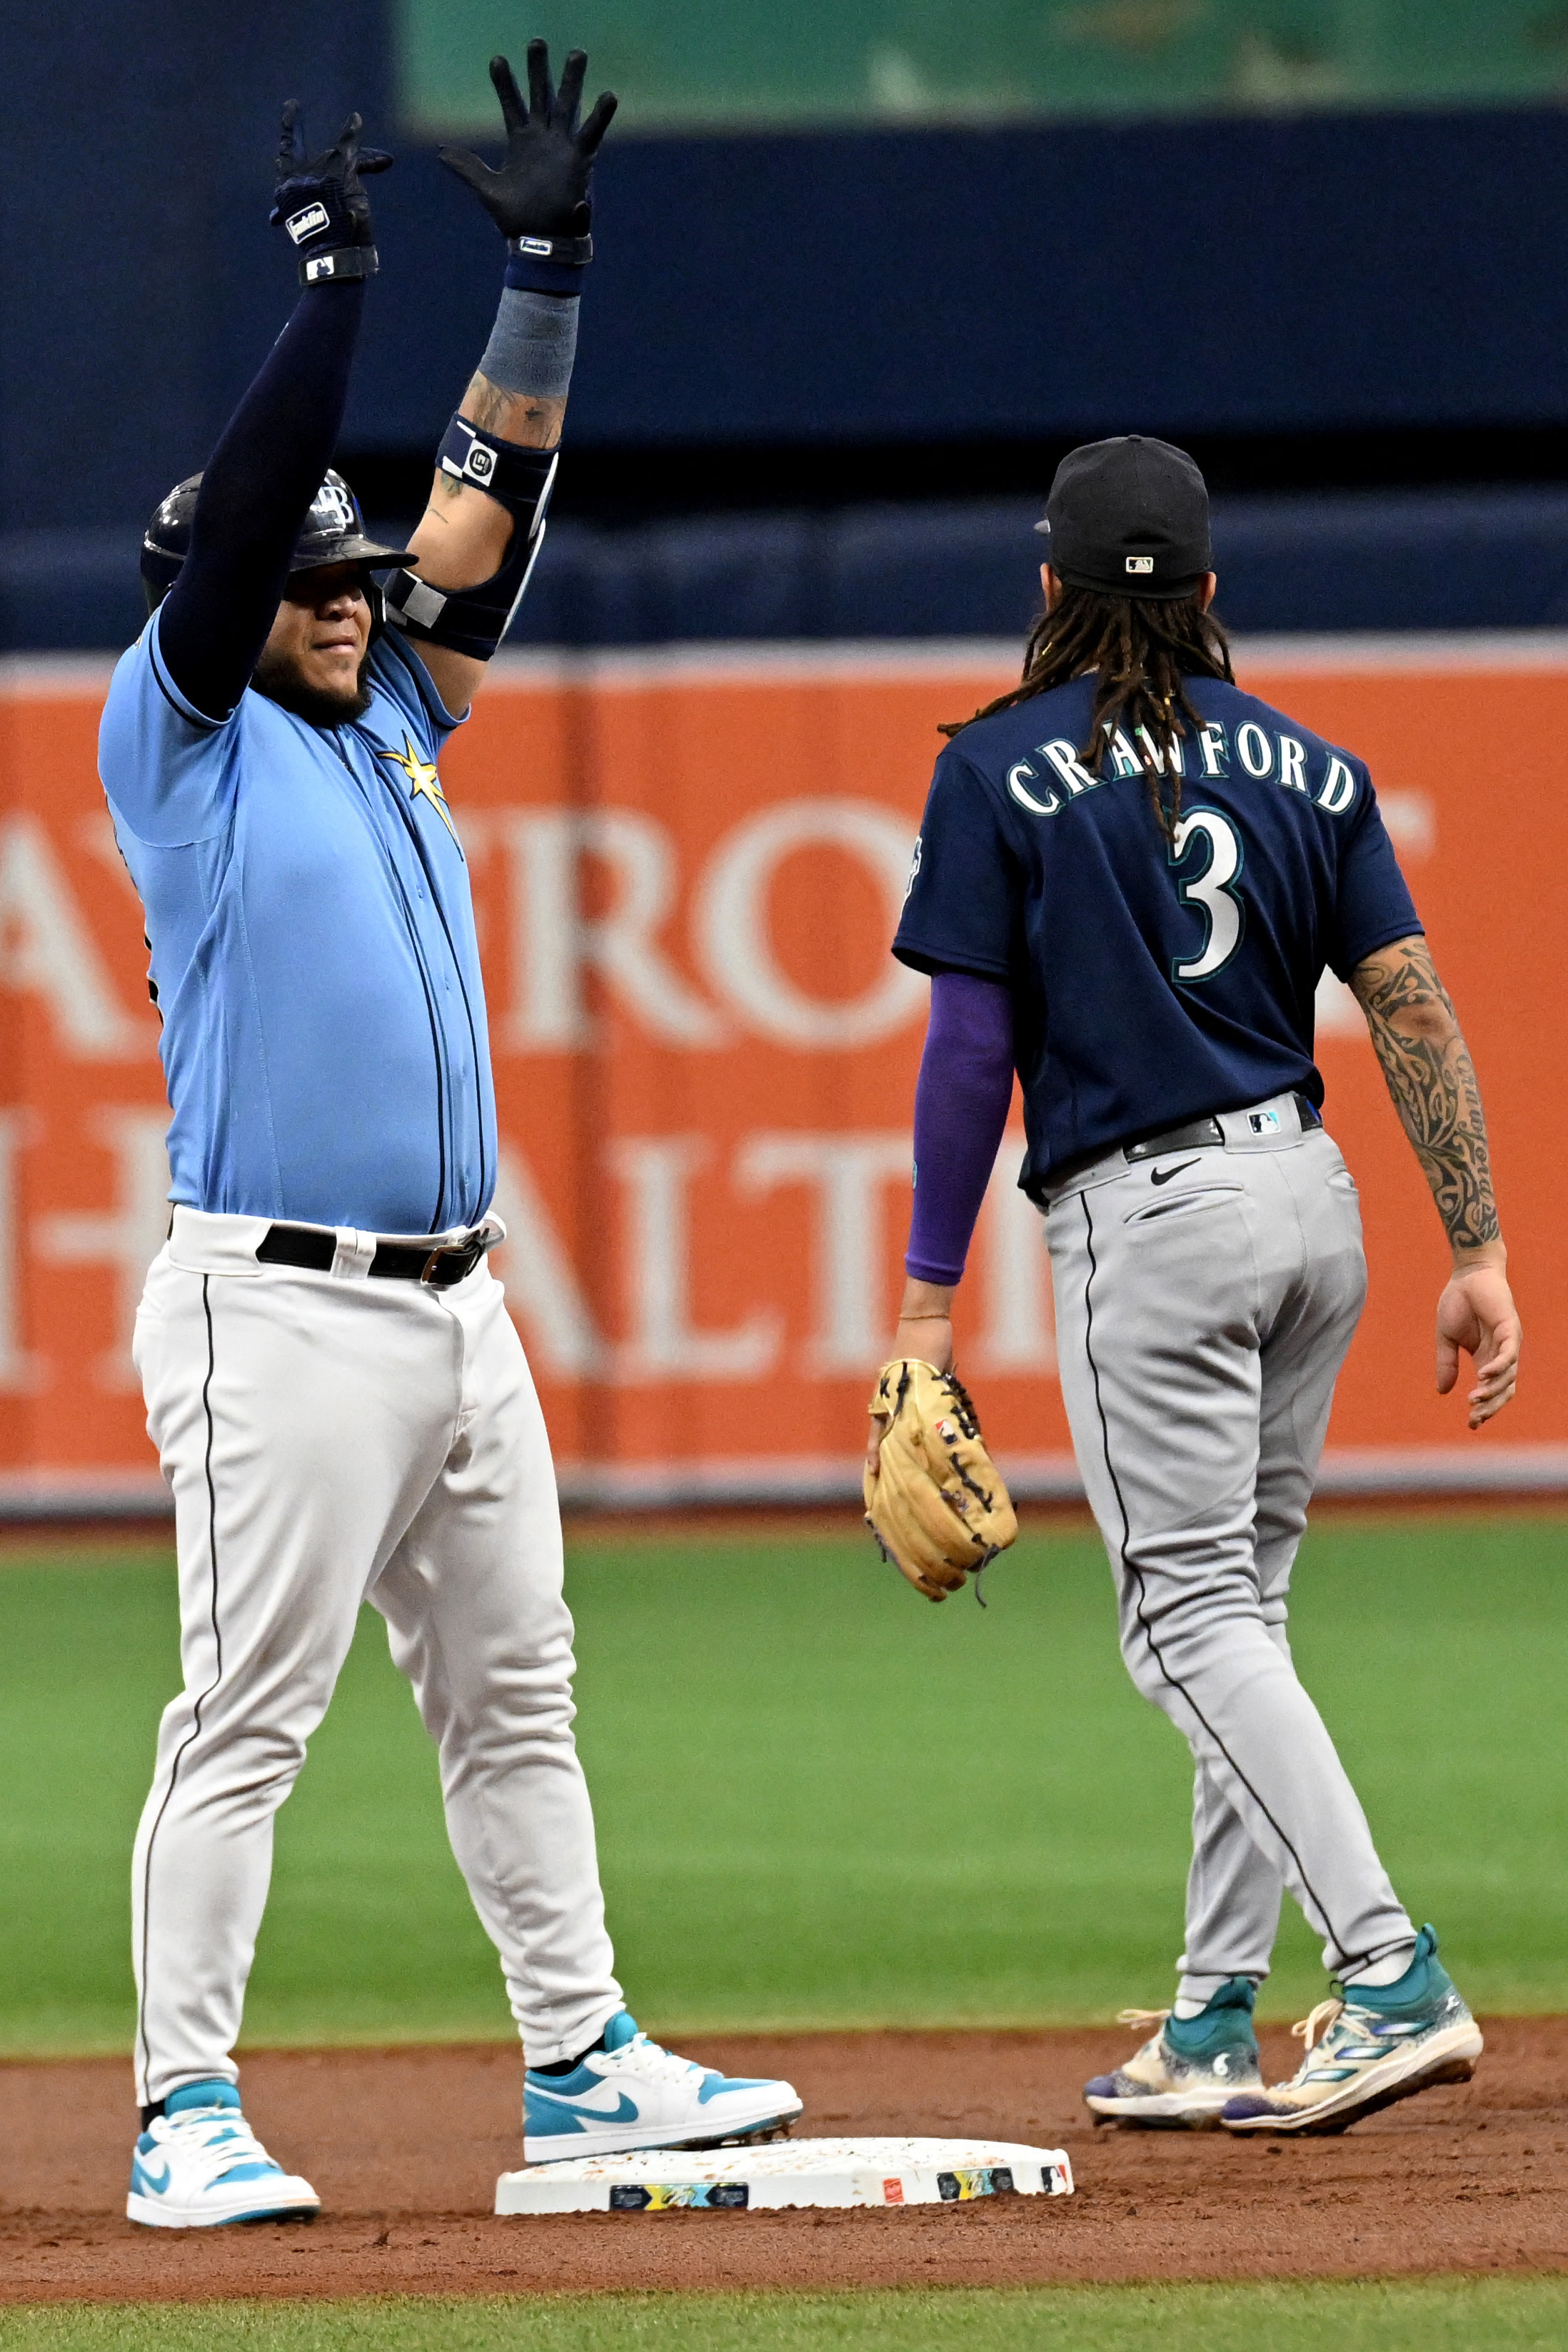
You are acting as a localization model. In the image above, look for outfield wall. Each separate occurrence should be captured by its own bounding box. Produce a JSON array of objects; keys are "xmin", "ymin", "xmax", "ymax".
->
[{"xmin": 0, "ymin": 638, "xmax": 1561, "ymax": 1512}]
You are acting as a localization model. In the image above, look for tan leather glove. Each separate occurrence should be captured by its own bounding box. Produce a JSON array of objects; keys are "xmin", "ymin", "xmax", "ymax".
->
[{"xmin": 864, "ymin": 1359, "xmax": 1017, "ymax": 1602}]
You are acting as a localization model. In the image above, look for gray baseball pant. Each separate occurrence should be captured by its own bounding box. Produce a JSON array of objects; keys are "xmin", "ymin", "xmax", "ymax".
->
[{"xmin": 1043, "ymin": 1095, "xmax": 1415, "ymax": 1996}]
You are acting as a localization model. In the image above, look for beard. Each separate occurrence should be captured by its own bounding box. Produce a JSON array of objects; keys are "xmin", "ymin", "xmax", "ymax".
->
[{"xmin": 252, "ymin": 641, "xmax": 373, "ymax": 728}]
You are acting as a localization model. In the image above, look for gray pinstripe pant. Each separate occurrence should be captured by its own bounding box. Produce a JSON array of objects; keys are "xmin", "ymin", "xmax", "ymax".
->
[{"xmin": 1044, "ymin": 1099, "xmax": 1415, "ymax": 1995}]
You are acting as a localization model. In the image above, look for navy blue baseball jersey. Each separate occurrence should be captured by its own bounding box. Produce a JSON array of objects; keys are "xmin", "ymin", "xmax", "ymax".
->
[
  {"xmin": 893, "ymin": 670, "xmax": 1419, "ymax": 1192},
  {"xmin": 99, "ymin": 611, "xmax": 496, "ymax": 1235}
]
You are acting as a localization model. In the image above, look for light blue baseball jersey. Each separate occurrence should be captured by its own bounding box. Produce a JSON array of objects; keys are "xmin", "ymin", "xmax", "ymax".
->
[{"xmin": 99, "ymin": 613, "xmax": 496, "ymax": 1235}]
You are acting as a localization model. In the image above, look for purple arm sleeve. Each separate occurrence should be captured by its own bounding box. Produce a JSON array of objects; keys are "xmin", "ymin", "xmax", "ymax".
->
[{"xmin": 905, "ymin": 970, "xmax": 1015, "ymax": 1286}]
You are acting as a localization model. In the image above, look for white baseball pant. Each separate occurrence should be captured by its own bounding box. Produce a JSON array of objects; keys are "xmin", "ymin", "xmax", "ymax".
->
[
  {"xmin": 129, "ymin": 1207, "xmax": 622, "ymax": 2107},
  {"xmin": 1044, "ymin": 1095, "xmax": 1416, "ymax": 1995}
]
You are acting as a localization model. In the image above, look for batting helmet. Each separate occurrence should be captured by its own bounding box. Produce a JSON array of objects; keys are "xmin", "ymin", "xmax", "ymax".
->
[{"xmin": 141, "ymin": 469, "xmax": 416, "ymax": 613}]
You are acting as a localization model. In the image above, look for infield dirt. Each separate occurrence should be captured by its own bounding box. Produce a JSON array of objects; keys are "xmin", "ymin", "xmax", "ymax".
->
[{"xmin": 4, "ymin": 2020, "xmax": 1567, "ymax": 2303}]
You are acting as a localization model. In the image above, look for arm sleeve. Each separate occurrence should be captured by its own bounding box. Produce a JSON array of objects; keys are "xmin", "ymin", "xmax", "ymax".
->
[
  {"xmin": 905, "ymin": 972, "xmax": 1016, "ymax": 1286},
  {"xmin": 893, "ymin": 748, "xmax": 1023, "ymax": 981},
  {"xmin": 1327, "ymin": 780, "xmax": 1423, "ymax": 980},
  {"xmin": 156, "ymin": 282, "xmax": 367, "ymax": 723}
]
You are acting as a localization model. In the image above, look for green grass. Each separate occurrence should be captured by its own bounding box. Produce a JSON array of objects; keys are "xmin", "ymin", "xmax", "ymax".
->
[
  {"xmin": 6, "ymin": 2280, "xmax": 1568, "ymax": 2350},
  {"xmin": 0, "ymin": 1514, "xmax": 1566, "ymax": 2056}
]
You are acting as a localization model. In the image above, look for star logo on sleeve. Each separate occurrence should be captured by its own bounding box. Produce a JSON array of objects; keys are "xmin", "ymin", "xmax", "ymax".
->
[{"xmin": 378, "ymin": 735, "xmax": 459, "ymax": 845}]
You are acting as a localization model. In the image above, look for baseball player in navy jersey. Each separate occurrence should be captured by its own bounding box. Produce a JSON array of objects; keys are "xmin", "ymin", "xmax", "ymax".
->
[
  {"xmin": 874, "ymin": 436, "xmax": 1520, "ymax": 2135},
  {"xmin": 97, "ymin": 49, "xmax": 798, "ymax": 2230}
]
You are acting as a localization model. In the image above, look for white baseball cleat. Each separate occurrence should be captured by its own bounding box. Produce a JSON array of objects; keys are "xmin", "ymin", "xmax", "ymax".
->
[
  {"xmin": 1220, "ymin": 1926, "xmax": 1482, "ymax": 2136},
  {"xmin": 1084, "ymin": 1976, "xmax": 1262, "ymax": 2128},
  {"xmin": 523, "ymin": 2011, "xmax": 803, "ymax": 2163},
  {"xmin": 127, "ymin": 2078, "xmax": 319, "ymax": 2228}
]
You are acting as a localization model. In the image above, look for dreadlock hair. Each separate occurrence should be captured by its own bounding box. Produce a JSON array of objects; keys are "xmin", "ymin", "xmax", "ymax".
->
[{"xmin": 940, "ymin": 582, "xmax": 1235, "ymax": 841}]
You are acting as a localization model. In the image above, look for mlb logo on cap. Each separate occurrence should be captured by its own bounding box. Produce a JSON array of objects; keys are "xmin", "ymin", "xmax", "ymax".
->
[{"xmin": 1036, "ymin": 436, "xmax": 1212, "ymax": 600}]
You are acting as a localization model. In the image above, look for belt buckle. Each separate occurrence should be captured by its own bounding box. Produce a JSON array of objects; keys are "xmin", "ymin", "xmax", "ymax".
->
[{"xmin": 420, "ymin": 1226, "xmax": 484, "ymax": 1285}]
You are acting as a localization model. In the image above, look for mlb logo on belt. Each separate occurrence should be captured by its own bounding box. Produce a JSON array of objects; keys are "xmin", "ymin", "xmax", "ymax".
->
[{"xmin": 1248, "ymin": 1110, "xmax": 1281, "ymax": 1133}]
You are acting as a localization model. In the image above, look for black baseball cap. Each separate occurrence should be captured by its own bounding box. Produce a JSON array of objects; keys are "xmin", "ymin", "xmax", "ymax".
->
[{"xmin": 1035, "ymin": 436, "xmax": 1211, "ymax": 600}]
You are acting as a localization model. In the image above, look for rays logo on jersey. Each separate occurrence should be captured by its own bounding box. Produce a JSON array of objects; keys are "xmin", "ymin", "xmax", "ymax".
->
[{"xmin": 378, "ymin": 735, "xmax": 461, "ymax": 848}]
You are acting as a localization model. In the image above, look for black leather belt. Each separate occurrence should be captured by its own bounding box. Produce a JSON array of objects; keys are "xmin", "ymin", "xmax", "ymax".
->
[
  {"xmin": 255, "ymin": 1222, "xmax": 496, "ymax": 1287},
  {"xmin": 1047, "ymin": 1093, "xmax": 1322, "ymax": 1193},
  {"xmin": 1124, "ymin": 1091, "xmax": 1321, "ymax": 1164}
]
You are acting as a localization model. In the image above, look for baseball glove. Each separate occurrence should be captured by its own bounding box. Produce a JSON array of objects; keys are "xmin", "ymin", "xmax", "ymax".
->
[{"xmin": 864, "ymin": 1360, "xmax": 1018, "ymax": 1602}]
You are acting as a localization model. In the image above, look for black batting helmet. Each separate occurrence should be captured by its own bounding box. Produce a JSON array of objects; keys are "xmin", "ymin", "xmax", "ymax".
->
[{"xmin": 141, "ymin": 470, "xmax": 416, "ymax": 613}]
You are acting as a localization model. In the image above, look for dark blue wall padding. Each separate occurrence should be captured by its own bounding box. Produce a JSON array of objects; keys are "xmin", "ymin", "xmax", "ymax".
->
[
  {"xmin": 339, "ymin": 106, "xmax": 1568, "ymax": 453},
  {"xmin": 4, "ymin": 0, "xmax": 1568, "ymax": 537},
  {"xmin": 11, "ymin": 489, "xmax": 1568, "ymax": 654},
  {"xmin": 505, "ymin": 488, "xmax": 1568, "ymax": 643},
  {"xmin": 548, "ymin": 108, "xmax": 1568, "ymax": 451}
]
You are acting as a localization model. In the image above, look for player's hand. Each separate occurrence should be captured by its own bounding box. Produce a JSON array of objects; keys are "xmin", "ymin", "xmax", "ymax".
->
[
  {"xmin": 270, "ymin": 104, "xmax": 393, "ymax": 255},
  {"xmin": 1435, "ymin": 1257, "xmax": 1520, "ymax": 1429},
  {"xmin": 865, "ymin": 1314, "xmax": 955, "ymax": 1479},
  {"xmin": 437, "ymin": 42, "xmax": 617, "ymax": 243}
]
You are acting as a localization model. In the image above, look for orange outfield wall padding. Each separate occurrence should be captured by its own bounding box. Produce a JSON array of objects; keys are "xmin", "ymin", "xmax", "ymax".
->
[{"xmin": 0, "ymin": 643, "xmax": 1557, "ymax": 1504}]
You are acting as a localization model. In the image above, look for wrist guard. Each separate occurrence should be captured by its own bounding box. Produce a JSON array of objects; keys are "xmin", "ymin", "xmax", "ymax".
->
[
  {"xmin": 299, "ymin": 246, "xmax": 378, "ymax": 285},
  {"xmin": 506, "ymin": 233, "xmax": 590, "ymax": 296},
  {"xmin": 383, "ymin": 419, "xmax": 558, "ymax": 660}
]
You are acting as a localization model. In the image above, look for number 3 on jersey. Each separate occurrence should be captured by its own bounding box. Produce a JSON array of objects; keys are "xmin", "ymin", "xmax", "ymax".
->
[{"xmin": 1168, "ymin": 809, "xmax": 1245, "ymax": 982}]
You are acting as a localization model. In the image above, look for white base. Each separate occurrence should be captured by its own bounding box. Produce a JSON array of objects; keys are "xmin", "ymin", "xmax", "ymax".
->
[{"xmin": 496, "ymin": 2134, "xmax": 1073, "ymax": 2214}]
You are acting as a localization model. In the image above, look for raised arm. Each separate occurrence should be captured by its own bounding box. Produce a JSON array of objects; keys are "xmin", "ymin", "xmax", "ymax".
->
[
  {"xmin": 1350, "ymin": 933, "xmax": 1520, "ymax": 1427},
  {"xmin": 157, "ymin": 109, "xmax": 388, "ymax": 720},
  {"xmin": 385, "ymin": 41, "xmax": 616, "ymax": 717}
]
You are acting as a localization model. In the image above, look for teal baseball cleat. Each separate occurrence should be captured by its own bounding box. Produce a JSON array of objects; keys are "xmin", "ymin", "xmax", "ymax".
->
[
  {"xmin": 1084, "ymin": 1976, "xmax": 1262, "ymax": 2128},
  {"xmin": 1220, "ymin": 1926, "xmax": 1482, "ymax": 2136},
  {"xmin": 127, "ymin": 2079, "xmax": 319, "ymax": 2228},
  {"xmin": 523, "ymin": 2011, "xmax": 802, "ymax": 2164}
]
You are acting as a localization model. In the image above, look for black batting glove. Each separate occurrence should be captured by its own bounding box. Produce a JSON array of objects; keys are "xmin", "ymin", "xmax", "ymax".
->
[
  {"xmin": 270, "ymin": 104, "xmax": 393, "ymax": 284},
  {"xmin": 438, "ymin": 41, "xmax": 617, "ymax": 263}
]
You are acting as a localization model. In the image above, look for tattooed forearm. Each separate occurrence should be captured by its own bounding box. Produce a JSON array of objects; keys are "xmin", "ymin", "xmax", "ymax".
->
[
  {"xmin": 1350, "ymin": 935, "xmax": 1499, "ymax": 1254},
  {"xmin": 463, "ymin": 371, "xmax": 565, "ymax": 450}
]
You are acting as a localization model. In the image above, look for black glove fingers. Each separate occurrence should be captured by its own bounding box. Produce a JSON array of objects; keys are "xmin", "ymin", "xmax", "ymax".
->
[
  {"xmin": 276, "ymin": 98, "xmax": 303, "ymax": 172},
  {"xmin": 330, "ymin": 111, "xmax": 363, "ymax": 184},
  {"xmin": 526, "ymin": 38, "xmax": 555, "ymax": 124},
  {"xmin": 436, "ymin": 145, "xmax": 493, "ymax": 194},
  {"xmin": 489, "ymin": 54, "xmax": 528, "ymax": 136},
  {"xmin": 357, "ymin": 147, "xmax": 395, "ymax": 176},
  {"xmin": 578, "ymin": 89, "xmax": 618, "ymax": 156},
  {"xmin": 556, "ymin": 48, "xmax": 587, "ymax": 128}
]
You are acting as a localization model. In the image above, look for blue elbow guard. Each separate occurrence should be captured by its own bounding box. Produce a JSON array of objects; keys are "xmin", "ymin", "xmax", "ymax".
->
[{"xmin": 383, "ymin": 415, "xmax": 558, "ymax": 660}]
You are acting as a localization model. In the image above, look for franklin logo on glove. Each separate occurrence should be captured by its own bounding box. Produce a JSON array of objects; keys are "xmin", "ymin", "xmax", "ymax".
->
[{"xmin": 284, "ymin": 201, "xmax": 331, "ymax": 244}]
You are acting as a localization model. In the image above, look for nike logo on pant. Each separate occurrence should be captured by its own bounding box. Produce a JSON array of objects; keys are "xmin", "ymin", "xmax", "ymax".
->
[{"xmin": 1150, "ymin": 1158, "xmax": 1202, "ymax": 1186}]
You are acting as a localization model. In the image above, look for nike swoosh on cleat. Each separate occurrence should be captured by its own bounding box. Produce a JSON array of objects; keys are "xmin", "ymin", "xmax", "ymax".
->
[
  {"xmin": 134, "ymin": 2158, "xmax": 171, "ymax": 2191},
  {"xmin": 525, "ymin": 2089, "xmax": 641, "ymax": 2130},
  {"xmin": 1150, "ymin": 1159, "xmax": 1202, "ymax": 1186}
]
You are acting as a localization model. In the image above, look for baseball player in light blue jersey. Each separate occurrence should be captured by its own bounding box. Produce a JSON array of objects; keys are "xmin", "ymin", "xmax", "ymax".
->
[{"xmin": 99, "ymin": 51, "xmax": 799, "ymax": 2230}]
